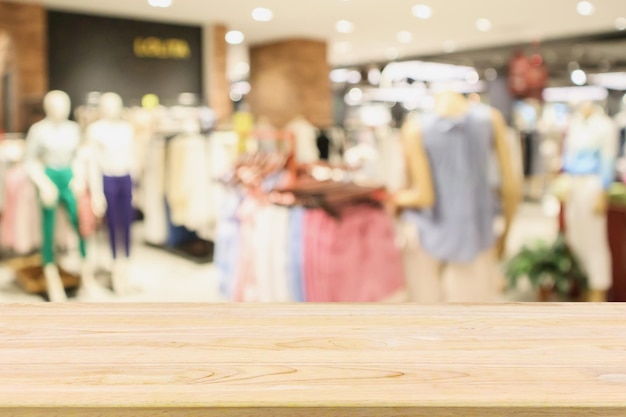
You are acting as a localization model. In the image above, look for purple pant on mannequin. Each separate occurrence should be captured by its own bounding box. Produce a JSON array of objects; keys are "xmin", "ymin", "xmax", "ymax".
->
[{"xmin": 103, "ymin": 175, "xmax": 133, "ymax": 259}]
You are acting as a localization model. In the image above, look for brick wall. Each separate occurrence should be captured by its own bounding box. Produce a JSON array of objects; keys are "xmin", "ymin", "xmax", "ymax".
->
[
  {"xmin": 249, "ymin": 39, "xmax": 332, "ymax": 128},
  {"xmin": 0, "ymin": 1, "xmax": 47, "ymax": 133}
]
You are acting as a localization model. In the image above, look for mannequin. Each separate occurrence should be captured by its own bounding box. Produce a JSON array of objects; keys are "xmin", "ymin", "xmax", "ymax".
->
[
  {"xmin": 344, "ymin": 127, "xmax": 383, "ymax": 185},
  {"xmin": 285, "ymin": 115, "xmax": 320, "ymax": 164},
  {"xmin": 87, "ymin": 92, "xmax": 137, "ymax": 295},
  {"xmin": 395, "ymin": 90, "xmax": 520, "ymax": 303},
  {"xmin": 556, "ymin": 102, "xmax": 617, "ymax": 302},
  {"xmin": 24, "ymin": 90, "xmax": 97, "ymax": 302}
]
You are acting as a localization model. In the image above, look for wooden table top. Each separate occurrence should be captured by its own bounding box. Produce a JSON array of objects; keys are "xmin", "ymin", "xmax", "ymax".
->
[{"xmin": 1, "ymin": 303, "xmax": 625, "ymax": 417}]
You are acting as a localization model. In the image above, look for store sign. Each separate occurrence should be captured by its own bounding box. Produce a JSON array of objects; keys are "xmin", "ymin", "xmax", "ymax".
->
[
  {"xmin": 48, "ymin": 11, "xmax": 202, "ymax": 107},
  {"xmin": 134, "ymin": 37, "xmax": 191, "ymax": 60}
]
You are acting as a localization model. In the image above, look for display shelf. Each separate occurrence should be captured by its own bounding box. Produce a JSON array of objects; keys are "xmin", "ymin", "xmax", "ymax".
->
[{"xmin": 0, "ymin": 303, "xmax": 625, "ymax": 417}]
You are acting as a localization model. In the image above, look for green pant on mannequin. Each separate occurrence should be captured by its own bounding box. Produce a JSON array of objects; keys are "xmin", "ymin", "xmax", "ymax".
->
[{"xmin": 41, "ymin": 167, "xmax": 86, "ymax": 265}]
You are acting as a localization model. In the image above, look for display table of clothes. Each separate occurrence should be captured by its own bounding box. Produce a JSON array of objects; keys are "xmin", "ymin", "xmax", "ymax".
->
[{"xmin": 214, "ymin": 155, "xmax": 405, "ymax": 302}]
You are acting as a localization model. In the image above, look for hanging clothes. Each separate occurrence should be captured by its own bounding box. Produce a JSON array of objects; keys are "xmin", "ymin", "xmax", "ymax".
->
[{"xmin": 142, "ymin": 136, "xmax": 168, "ymax": 246}]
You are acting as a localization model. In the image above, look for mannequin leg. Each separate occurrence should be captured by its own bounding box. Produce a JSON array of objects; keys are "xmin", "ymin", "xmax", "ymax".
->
[
  {"xmin": 111, "ymin": 175, "xmax": 138, "ymax": 295},
  {"xmin": 401, "ymin": 222, "xmax": 444, "ymax": 303},
  {"xmin": 120, "ymin": 175, "xmax": 133, "ymax": 258},
  {"xmin": 566, "ymin": 177, "xmax": 612, "ymax": 302},
  {"xmin": 57, "ymin": 175, "xmax": 110, "ymax": 299},
  {"xmin": 41, "ymin": 201, "xmax": 67, "ymax": 302},
  {"xmin": 444, "ymin": 248, "xmax": 499, "ymax": 303}
]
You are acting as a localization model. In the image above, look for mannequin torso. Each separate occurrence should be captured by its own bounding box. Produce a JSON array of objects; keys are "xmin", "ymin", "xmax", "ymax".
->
[
  {"xmin": 87, "ymin": 120, "xmax": 134, "ymax": 177},
  {"xmin": 397, "ymin": 90, "xmax": 519, "ymax": 259},
  {"xmin": 26, "ymin": 119, "xmax": 80, "ymax": 169}
]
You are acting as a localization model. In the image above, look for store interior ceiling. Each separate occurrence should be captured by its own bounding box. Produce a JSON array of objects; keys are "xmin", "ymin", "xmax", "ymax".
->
[{"xmin": 11, "ymin": 0, "xmax": 626, "ymax": 67}]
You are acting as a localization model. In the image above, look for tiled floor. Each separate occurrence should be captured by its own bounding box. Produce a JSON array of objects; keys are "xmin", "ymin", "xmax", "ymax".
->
[{"xmin": 0, "ymin": 203, "xmax": 557, "ymax": 303}]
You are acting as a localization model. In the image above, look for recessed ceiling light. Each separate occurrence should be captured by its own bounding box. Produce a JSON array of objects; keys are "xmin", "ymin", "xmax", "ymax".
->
[
  {"xmin": 336, "ymin": 20, "xmax": 355, "ymax": 33},
  {"xmin": 465, "ymin": 70, "xmax": 480, "ymax": 84},
  {"xmin": 576, "ymin": 1, "xmax": 595, "ymax": 16},
  {"xmin": 348, "ymin": 87, "xmax": 363, "ymax": 102},
  {"xmin": 368, "ymin": 68, "xmax": 382, "ymax": 85},
  {"xmin": 348, "ymin": 70, "xmax": 362, "ymax": 84},
  {"xmin": 616, "ymin": 17, "xmax": 626, "ymax": 31},
  {"xmin": 225, "ymin": 31, "xmax": 245, "ymax": 45},
  {"xmin": 148, "ymin": 0, "xmax": 172, "ymax": 8},
  {"xmin": 252, "ymin": 7, "xmax": 273, "ymax": 22},
  {"xmin": 476, "ymin": 18, "xmax": 492, "ymax": 32},
  {"xmin": 412, "ymin": 4, "xmax": 432, "ymax": 19},
  {"xmin": 571, "ymin": 69, "xmax": 587, "ymax": 86},
  {"xmin": 397, "ymin": 31, "xmax": 413, "ymax": 44}
]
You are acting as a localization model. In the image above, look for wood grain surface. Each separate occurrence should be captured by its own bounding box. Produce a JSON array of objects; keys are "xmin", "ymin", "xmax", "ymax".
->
[{"xmin": 0, "ymin": 303, "xmax": 625, "ymax": 416}]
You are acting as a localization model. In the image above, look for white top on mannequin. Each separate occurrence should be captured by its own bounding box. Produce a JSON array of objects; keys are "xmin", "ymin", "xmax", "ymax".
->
[
  {"xmin": 285, "ymin": 115, "xmax": 319, "ymax": 164},
  {"xmin": 24, "ymin": 90, "xmax": 83, "ymax": 207},
  {"xmin": 87, "ymin": 92, "xmax": 135, "ymax": 177},
  {"xmin": 25, "ymin": 91, "xmax": 81, "ymax": 169}
]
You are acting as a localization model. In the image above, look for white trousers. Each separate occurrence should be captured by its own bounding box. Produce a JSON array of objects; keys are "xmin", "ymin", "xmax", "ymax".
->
[
  {"xmin": 564, "ymin": 176, "xmax": 612, "ymax": 291},
  {"xmin": 400, "ymin": 222, "xmax": 500, "ymax": 304}
]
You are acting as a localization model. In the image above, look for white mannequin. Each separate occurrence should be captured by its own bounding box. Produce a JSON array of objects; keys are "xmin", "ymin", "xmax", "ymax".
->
[
  {"xmin": 24, "ymin": 90, "xmax": 98, "ymax": 302},
  {"xmin": 557, "ymin": 102, "xmax": 617, "ymax": 302},
  {"xmin": 87, "ymin": 92, "xmax": 137, "ymax": 295}
]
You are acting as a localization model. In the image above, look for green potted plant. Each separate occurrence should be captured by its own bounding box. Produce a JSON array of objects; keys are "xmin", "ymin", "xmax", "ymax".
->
[{"xmin": 505, "ymin": 234, "xmax": 588, "ymax": 302}]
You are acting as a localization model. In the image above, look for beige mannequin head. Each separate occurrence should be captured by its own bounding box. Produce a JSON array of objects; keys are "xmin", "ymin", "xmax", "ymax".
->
[
  {"xmin": 43, "ymin": 90, "xmax": 71, "ymax": 122},
  {"xmin": 99, "ymin": 92, "xmax": 123, "ymax": 120}
]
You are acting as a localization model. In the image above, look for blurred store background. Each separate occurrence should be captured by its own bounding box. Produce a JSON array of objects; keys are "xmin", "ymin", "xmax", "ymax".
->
[{"xmin": 1, "ymin": 0, "xmax": 625, "ymax": 303}]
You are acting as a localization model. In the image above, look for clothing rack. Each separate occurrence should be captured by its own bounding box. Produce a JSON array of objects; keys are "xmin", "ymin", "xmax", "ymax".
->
[{"xmin": 142, "ymin": 131, "xmax": 215, "ymax": 264}]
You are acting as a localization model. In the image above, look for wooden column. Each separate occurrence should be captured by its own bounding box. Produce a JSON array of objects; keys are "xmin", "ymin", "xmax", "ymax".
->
[
  {"xmin": 203, "ymin": 24, "xmax": 232, "ymax": 127},
  {"xmin": 249, "ymin": 39, "xmax": 332, "ymax": 128},
  {"xmin": 0, "ymin": 1, "xmax": 47, "ymax": 133}
]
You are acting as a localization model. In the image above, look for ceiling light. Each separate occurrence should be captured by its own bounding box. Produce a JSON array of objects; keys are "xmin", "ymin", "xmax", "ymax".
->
[
  {"xmin": 336, "ymin": 20, "xmax": 355, "ymax": 33},
  {"xmin": 616, "ymin": 17, "xmax": 626, "ymax": 31},
  {"xmin": 252, "ymin": 7, "xmax": 273, "ymax": 22},
  {"xmin": 230, "ymin": 90, "xmax": 243, "ymax": 102},
  {"xmin": 412, "ymin": 4, "xmax": 433, "ymax": 19},
  {"xmin": 576, "ymin": 1, "xmax": 595, "ymax": 16},
  {"xmin": 368, "ymin": 68, "xmax": 382, "ymax": 85},
  {"xmin": 543, "ymin": 86, "xmax": 608, "ymax": 102},
  {"xmin": 148, "ymin": 0, "xmax": 172, "ymax": 7},
  {"xmin": 347, "ymin": 70, "xmax": 362, "ymax": 84},
  {"xmin": 465, "ymin": 70, "xmax": 480, "ymax": 84},
  {"xmin": 588, "ymin": 72, "xmax": 626, "ymax": 91},
  {"xmin": 476, "ymin": 18, "xmax": 492, "ymax": 32},
  {"xmin": 330, "ymin": 69, "xmax": 350, "ymax": 83},
  {"xmin": 225, "ymin": 31, "xmax": 245, "ymax": 45},
  {"xmin": 345, "ymin": 87, "xmax": 364, "ymax": 105},
  {"xmin": 571, "ymin": 69, "xmax": 587, "ymax": 86},
  {"xmin": 397, "ymin": 31, "xmax": 413, "ymax": 44}
]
